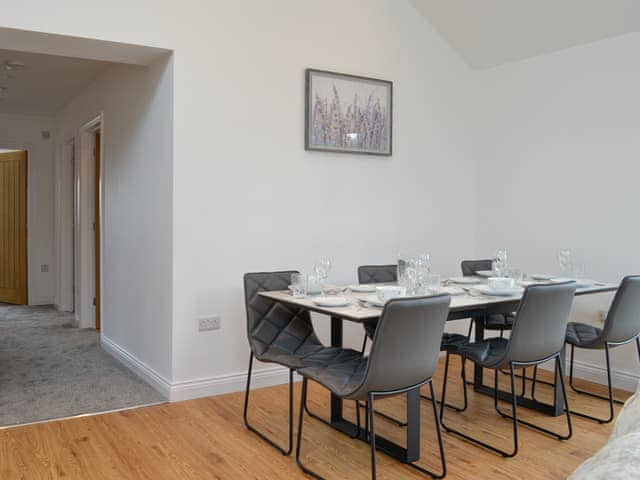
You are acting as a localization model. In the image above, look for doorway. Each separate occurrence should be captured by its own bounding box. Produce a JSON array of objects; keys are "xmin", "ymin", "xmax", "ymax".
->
[
  {"xmin": 0, "ymin": 149, "xmax": 28, "ymax": 305},
  {"xmin": 75, "ymin": 117, "xmax": 102, "ymax": 330}
]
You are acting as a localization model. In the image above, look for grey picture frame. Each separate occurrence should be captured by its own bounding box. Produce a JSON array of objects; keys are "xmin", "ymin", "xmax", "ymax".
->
[{"xmin": 305, "ymin": 69, "xmax": 393, "ymax": 156}]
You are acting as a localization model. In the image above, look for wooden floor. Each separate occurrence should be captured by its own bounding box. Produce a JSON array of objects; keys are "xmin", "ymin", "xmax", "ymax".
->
[{"xmin": 0, "ymin": 357, "xmax": 630, "ymax": 479}]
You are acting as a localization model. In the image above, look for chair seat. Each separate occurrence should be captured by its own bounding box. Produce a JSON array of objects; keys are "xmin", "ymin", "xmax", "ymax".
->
[
  {"xmin": 457, "ymin": 337, "xmax": 509, "ymax": 368},
  {"xmin": 297, "ymin": 349, "xmax": 367, "ymax": 398},
  {"xmin": 256, "ymin": 342, "xmax": 326, "ymax": 369},
  {"xmin": 441, "ymin": 333, "xmax": 469, "ymax": 353},
  {"xmin": 484, "ymin": 313, "xmax": 515, "ymax": 330},
  {"xmin": 566, "ymin": 322, "xmax": 604, "ymax": 348}
]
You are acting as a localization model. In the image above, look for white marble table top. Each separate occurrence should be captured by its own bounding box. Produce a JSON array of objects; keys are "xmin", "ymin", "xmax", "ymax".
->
[{"xmin": 258, "ymin": 279, "xmax": 617, "ymax": 322}]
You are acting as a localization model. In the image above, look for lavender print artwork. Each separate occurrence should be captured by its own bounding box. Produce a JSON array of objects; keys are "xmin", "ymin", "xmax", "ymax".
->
[{"xmin": 305, "ymin": 69, "xmax": 392, "ymax": 156}]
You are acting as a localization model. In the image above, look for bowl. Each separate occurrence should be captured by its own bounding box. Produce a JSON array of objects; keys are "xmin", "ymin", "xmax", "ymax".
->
[
  {"xmin": 375, "ymin": 285, "xmax": 407, "ymax": 303},
  {"xmin": 487, "ymin": 277, "xmax": 515, "ymax": 291}
]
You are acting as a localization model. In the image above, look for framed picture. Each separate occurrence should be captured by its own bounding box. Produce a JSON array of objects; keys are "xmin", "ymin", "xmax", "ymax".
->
[{"xmin": 305, "ymin": 69, "xmax": 392, "ymax": 156}]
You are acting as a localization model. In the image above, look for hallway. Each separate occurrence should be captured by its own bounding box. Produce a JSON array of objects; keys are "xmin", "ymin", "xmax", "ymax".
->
[{"xmin": 0, "ymin": 304, "xmax": 165, "ymax": 426}]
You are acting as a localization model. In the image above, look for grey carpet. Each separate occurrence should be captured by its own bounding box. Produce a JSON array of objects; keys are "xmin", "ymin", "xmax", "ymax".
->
[{"xmin": 0, "ymin": 304, "xmax": 166, "ymax": 426}]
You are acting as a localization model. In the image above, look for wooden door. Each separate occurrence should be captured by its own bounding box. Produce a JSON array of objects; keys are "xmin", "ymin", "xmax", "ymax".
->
[
  {"xmin": 0, "ymin": 150, "xmax": 28, "ymax": 304},
  {"xmin": 94, "ymin": 132, "xmax": 101, "ymax": 330}
]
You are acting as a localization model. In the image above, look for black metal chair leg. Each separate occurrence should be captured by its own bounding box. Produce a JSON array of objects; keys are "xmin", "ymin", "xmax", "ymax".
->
[
  {"xmin": 495, "ymin": 357, "xmax": 573, "ymax": 440},
  {"xmin": 440, "ymin": 356, "xmax": 518, "ymax": 458},
  {"xmin": 296, "ymin": 378, "xmax": 325, "ymax": 480},
  {"xmin": 529, "ymin": 363, "xmax": 565, "ymax": 402},
  {"xmin": 243, "ymin": 353, "xmax": 293, "ymax": 455},
  {"xmin": 569, "ymin": 343, "xmax": 618, "ymax": 423},
  {"xmin": 423, "ymin": 354, "xmax": 468, "ymax": 412}
]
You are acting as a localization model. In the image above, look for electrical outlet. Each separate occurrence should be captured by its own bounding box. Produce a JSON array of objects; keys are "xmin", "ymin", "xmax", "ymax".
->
[
  {"xmin": 40, "ymin": 264, "xmax": 49, "ymax": 273},
  {"xmin": 198, "ymin": 315, "xmax": 221, "ymax": 332}
]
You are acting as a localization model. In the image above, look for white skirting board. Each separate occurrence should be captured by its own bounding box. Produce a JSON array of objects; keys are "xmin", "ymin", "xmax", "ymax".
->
[
  {"xmin": 169, "ymin": 364, "xmax": 299, "ymax": 402},
  {"xmin": 102, "ymin": 336, "xmax": 639, "ymax": 403},
  {"xmin": 533, "ymin": 359, "xmax": 639, "ymax": 393},
  {"xmin": 100, "ymin": 336, "xmax": 297, "ymax": 402},
  {"xmin": 100, "ymin": 335, "xmax": 172, "ymax": 399}
]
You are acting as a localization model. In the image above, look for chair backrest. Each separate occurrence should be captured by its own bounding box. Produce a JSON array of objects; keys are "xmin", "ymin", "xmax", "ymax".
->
[
  {"xmin": 461, "ymin": 259, "xmax": 493, "ymax": 276},
  {"xmin": 349, "ymin": 294, "xmax": 451, "ymax": 398},
  {"xmin": 502, "ymin": 282, "xmax": 577, "ymax": 365},
  {"xmin": 601, "ymin": 276, "xmax": 640, "ymax": 344},
  {"xmin": 243, "ymin": 271, "xmax": 317, "ymax": 357},
  {"xmin": 358, "ymin": 264, "xmax": 397, "ymax": 284}
]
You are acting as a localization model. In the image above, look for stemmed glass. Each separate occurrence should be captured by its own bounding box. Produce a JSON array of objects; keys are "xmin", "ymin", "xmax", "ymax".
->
[{"xmin": 314, "ymin": 258, "xmax": 331, "ymax": 295}]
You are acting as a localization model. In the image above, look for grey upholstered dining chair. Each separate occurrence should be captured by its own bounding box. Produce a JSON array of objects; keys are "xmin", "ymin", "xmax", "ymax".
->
[
  {"xmin": 295, "ymin": 294, "xmax": 451, "ymax": 479},
  {"xmin": 243, "ymin": 271, "xmax": 361, "ymax": 455},
  {"xmin": 440, "ymin": 282, "xmax": 577, "ymax": 458},
  {"xmin": 533, "ymin": 275, "xmax": 640, "ymax": 424}
]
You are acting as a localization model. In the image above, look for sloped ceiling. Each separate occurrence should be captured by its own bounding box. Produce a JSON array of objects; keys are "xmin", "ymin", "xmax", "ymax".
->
[
  {"xmin": 410, "ymin": 0, "xmax": 640, "ymax": 69},
  {"xmin": 0, "ymin": 48, "xmax": 111, "ymax": 115}
]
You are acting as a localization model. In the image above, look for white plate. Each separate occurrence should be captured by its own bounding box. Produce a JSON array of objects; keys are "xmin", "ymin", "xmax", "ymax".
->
[
  {"xmin": 349, "ymin": 284, "xmax": 377, "ymax": 293},
  {"xmin": 448, "ymin": 276, "xmax": 481, "ymax": 285},
  {"xmin": 476, "ymin": 270, "xmax": 496, "ymax": 278},
  {"xmin": 551, "ymin": 278, "xmax": 593, "ymax": 288},
  {"xmin": 312, "ymin": 296, "xmax": 351, "ymax": 307},
  {"xmin": 474, "ymin": 285, "xmax": 524, "ymax": 297},
  {"xmin": 531, "ymin": 273, "xmax": 553, "ymax": 280},
  {"xmin": 518, "ymin": 280, "xmax": 539, "ymax": 287}
]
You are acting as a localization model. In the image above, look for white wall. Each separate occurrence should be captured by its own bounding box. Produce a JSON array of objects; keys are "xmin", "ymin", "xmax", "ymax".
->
[
  {"xmin": 0, "ymin": 0, "xmax": 478, "ymax": 397},
  {"xmin": 53, "ymin": 58, "xmax": 173, "ymax": 383},
  {"xmin": 168, "ymin": 0, "xmax": 477, "ymax": 395},
  {"xmin": 0, "ymin": 112, "xmax": 55, "ymax": 305},
  {"xmin": 9, "ymin": 1, "xmax": 636, "ymax": 400},
  {"xmin": 475, "ymin": 33, "xmax": 640, "ymax": 387}
]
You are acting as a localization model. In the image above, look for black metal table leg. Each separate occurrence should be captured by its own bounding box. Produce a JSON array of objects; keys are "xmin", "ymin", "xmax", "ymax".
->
[
  {"xmin": 405, "ymin": 388, "xmax": 421, "ymax": 462},
  {"xmin": 473, "ymin": 314, "xmax": 485, "ymax": 387},
  {"xmin": 330, "ymin": 316, "xmax": 343, "ymax": 424}
]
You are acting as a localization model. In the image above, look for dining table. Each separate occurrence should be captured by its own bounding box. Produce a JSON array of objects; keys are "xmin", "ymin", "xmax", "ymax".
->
[{"xmin": 258, "ymin": 279, "xmax": 617, "ymax": 464}]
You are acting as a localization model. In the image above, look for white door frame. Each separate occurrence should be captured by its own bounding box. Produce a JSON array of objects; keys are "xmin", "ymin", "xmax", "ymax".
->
[{"xmin": 75, "ymin": 114, "xmax": 104, "ymax": 328}]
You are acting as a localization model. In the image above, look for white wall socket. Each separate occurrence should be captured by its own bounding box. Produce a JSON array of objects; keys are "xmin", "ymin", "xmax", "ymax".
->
[{"xmin": 198, "ymin": 315, "xmax": 221, "ymax": 332}]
